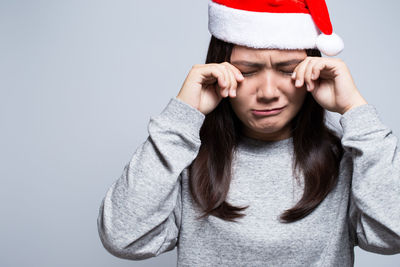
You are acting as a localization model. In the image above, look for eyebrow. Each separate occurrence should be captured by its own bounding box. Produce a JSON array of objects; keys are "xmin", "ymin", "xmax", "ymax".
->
[{"xmin": 230, "ymin": 59, "xmax": 303, "ymax": 68}]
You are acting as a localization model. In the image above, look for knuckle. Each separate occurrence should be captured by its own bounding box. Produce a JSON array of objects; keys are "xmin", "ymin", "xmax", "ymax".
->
[
  {"xmin": 222, "ymin": 63, "xmax": 231, "ymax": 70},
  {"xmin": 189, "ymin": 67, "xmax": 199, "ymax": 75},
  {"xmin": 335, "ymin": 58, "xmax": 345, "ymax": 65},
  {"xmin": 231, "ymin": 64, "xmax": 241, "ymax": 73},
  {"xmin": 215, "ymin": 64, "xmax": 225, "ymax": 71}
]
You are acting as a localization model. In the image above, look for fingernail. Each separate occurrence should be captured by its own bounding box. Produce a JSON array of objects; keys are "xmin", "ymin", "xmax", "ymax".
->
[
  {"xmin": 291, "ymin": 72, "xmax": 296, "ymax": 79},
  {"xmin": 238, "ymin": 73, "xmax": 244, "ymax": 80},
  {"xmin": 295, "ymin": 80, "xmax": 301, "ymax": 87},
  {"xmin": 311, "ymin": 74, "xmax": 315, "ymax": 80}
]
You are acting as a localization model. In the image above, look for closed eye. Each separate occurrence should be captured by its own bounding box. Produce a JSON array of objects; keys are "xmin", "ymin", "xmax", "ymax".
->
[
  {"xmin": 242, "ymin": 70, "xmax": 294, "ymax": 77},
  {"xmin": 279, "ymin": 70, "xmax": 294, "ymax": 76},
  {"xmin": 242, "ymin": 72, "xmax": 256, "ymax": 77}
]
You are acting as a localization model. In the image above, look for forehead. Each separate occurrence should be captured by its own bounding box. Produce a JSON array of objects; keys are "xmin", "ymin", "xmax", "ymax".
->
[{"xmin": 230, "ymin": 45, "xmax": 306, "ymax": 62}]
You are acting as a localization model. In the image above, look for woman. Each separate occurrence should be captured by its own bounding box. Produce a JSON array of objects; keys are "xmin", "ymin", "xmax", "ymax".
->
[{"xmin": 97, "ymin": 0, "xmax": 400, "ymax": 266}]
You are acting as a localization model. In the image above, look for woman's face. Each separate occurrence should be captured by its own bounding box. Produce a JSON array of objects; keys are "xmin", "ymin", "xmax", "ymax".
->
[{"xmin": 229, "ymin": 45, "xmax": 308, "ymax": 141}]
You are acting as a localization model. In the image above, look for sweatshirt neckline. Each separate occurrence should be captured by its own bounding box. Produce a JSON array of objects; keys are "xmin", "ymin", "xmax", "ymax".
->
[{"xmin": 236, "ymin": 135, "xmax": 293, "ymax": 156}]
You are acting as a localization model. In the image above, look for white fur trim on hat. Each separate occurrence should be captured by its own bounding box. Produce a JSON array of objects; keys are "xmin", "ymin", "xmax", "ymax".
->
[{"xmin": 208, "ymin": 0, "xmax": 320, "ymax": 50}]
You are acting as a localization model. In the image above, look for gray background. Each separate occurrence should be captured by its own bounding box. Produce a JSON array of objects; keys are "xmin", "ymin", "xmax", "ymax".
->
[{"xmin": 1, "ymin": 0, "xmax": 399, "ymax": 266}]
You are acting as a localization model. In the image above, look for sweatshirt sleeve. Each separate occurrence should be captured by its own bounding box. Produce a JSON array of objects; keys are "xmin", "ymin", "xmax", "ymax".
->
[
  {"xmin": 97, "ymin": 97, "xmax": 205, "ymax": 260},
  {"xmin": 339, "ymin": 103, "xmax": 400, "ymax": 255}
]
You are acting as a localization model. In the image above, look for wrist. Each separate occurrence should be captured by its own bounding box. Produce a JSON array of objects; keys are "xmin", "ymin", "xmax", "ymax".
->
[{"xmin": 340, "ymin": 99, "xmax": 368, "ymax": 115}]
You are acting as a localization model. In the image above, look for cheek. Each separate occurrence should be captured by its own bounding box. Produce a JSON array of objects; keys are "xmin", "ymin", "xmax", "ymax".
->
[
  {"xmin": 229, "ymin": 93, "xmax": 251, "ymax": 119},
  {"xmin": 234, "ymin": 81, "xmax": 258, "ymax": 100},
  {"xmin": 282, "ymin": 83, "xmax": 307, "ymax": 104},
  {"xmin": 231, "ymin": 83, "xmax": 252, "ymax": 103},
  {"xmin": 229, "ymin": 95, "xmax": 246, "ymax": 114}
]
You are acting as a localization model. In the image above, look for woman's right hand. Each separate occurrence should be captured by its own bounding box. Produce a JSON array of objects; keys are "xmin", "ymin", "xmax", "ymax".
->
[{"xmin": 176, "ymin": 62, "xmax": 244, "ymax": 115}]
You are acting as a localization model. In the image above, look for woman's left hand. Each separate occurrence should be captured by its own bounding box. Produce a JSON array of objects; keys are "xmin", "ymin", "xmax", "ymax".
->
[{"xmin": 292, "ymin": 57, "xmax": 368, "ymax": 115}]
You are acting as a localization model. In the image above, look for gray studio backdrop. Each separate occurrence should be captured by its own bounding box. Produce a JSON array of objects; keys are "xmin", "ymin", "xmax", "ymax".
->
[{"xmin": 1, "ymin": 0, "xmax": 399, "ymax": 266}]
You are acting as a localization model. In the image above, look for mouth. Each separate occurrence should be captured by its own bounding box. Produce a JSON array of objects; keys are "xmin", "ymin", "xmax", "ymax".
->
[
  {"xmin": 252, "ymin": 106, "xmax": 286, "ymax": 116},
  {"xmin": 253, "ymin": 106, "xmax": 285, "ymax": 111}
]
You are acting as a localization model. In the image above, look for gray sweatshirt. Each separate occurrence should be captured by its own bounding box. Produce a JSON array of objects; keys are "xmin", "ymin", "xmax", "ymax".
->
[{"xmin": 97, "ymin": 97, "xmax": 400, "ymax": 266}]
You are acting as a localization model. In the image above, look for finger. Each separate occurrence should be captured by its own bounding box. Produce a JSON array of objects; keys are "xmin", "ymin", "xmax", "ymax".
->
[
  {"xmin": 304, "ymin": 59, "xmax": 318, "ymax": 91},
  {"xmin": 202, "ymin": 65, "xmax": 228, "ymax": 97},
  {"xmin": 206, "ymin": 64, "xmax": 229, "ymax": 97},
  {"xmin": 216, "ymin": 64, "xmax": 231, "ymax": 97},
  {"xmin": 311, "ymin": 60, "xmax": 328, "ymax": 81},
  {"xmin": 293, "ymin": 58, "xmax": 310, "ymax": 88},
  {"xmin": 227, "ymin": 66, "xmax": 237, "ymax": 97},
  {"xmin": 223, "ymin": 63, "xmax": 238, "ymax": 97},
  {"xmin": 226, "ymin": 63, "xmax": 244, "ymax": 97},
  {"xmin": 226, "ymin": 62, "xmax": 245, "ymax": 82},
  {"xmin": 291, "ymin": 57, "xmax": 307, "ymax": 81},
  {"xmin": 315, "ymin": 58, "xmax": 340, "ymax": 80}
]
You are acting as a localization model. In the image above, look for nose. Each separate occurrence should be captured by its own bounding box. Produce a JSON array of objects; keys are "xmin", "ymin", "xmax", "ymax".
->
[{"xmin": 256, "ymin": 70, "xmax": 280, "ymax": 100}]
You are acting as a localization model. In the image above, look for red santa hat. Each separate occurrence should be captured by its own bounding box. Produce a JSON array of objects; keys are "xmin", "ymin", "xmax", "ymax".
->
[{"xmin": 208, "ymin": 0, "xmax": 344, "ymax": 56}]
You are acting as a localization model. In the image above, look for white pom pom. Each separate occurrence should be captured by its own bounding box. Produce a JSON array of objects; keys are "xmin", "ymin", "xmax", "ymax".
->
[{"xmin": 316, "ymin": 32, "xmax": 344, "ymax": 56}]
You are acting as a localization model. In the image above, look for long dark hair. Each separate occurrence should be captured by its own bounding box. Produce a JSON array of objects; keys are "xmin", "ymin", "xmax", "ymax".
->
[{"xmin": 188, "ymin": 35, "xmax": 344, "ymax": 223}]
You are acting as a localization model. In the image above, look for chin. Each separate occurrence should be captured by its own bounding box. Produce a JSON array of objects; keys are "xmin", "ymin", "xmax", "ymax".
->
[{"xmin": 253, "ymin": 124, "xmax": 283, "ymax": 134}]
